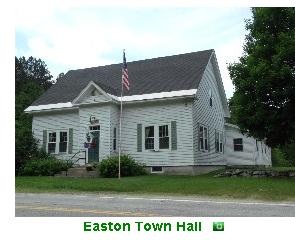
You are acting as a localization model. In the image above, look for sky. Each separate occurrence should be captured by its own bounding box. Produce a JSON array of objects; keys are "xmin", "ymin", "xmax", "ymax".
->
[{"xmin": 15, "ymin": 6, "xmax": 252, "ymax": 99}]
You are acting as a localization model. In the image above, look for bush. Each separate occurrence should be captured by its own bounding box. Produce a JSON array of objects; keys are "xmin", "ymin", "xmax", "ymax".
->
[
  {"xmin": 19, "ymin": 156, "xmax": 73, "ymax": 176},
  {"xmin": 272, "ymin": 145, "xmax": 295, "ymax": 167},
  {"xmin": 98, "ymin": 155, "xmax": 147, "ymax": 178}
]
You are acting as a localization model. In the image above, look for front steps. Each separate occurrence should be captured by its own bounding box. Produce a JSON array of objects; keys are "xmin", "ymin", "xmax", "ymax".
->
[{"xmin": 55, "ymin": 165, "xmax": 99, "ymax": 178}]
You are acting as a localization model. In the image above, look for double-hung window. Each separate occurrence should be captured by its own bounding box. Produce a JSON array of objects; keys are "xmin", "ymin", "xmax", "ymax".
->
[
  {"xmin": 47, "ymin": 130, "xmax": 69, "ymax": 154},
  {"xmin": 48, "ymin": 132, "xmax": 57, "ymax": 153},
  {"xmin": 59, "ymin": 131, "xmax": 68, "ymax": 153},
  {"xmin": 199, "ymin": 125, "xmax": 209, "ymax": 151},
  {"xmin": 145, "ymin": 126, "xmax": 155, "ymax": 150},
  {"xmin": 215, "ymin": 131, "xmax": 223, "ymax": 153},
  {"xmin": 233, "ymin": 138, "xmax": 243, "ymax": 151},
  {"xmin": 144, "ymin": 124, "xmax": 170, "ymax": 150},
  {"xmin": 159, "ymin": 125, "xmax": 169, "ymax": 149}
]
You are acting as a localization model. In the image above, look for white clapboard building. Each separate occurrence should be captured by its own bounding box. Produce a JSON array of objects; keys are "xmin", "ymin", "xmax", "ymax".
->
[{"xmin": 25, "ymin": 49, "xmax": 271, "ymax": 174}]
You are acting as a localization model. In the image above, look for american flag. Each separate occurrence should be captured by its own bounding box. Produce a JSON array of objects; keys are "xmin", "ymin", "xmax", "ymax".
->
[{"xmin": 122, "ymin": 50, "xmax": 129, "ymax": 91}]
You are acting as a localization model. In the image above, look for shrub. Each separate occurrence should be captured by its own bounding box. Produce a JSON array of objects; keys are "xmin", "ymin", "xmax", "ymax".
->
[
  {"xmin": 272, "ymin": 142, "xmax": 295, "ymax": 167},
  {"xmin": 98, "ymin": 154, "xmax": 147, "ymax": 178},
  {"xmin": 19, "ymin": 156, "xmax": 73, "ymax": 176}
]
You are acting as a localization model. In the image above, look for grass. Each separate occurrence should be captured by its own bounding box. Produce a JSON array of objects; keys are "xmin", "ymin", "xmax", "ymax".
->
[
  {"xmin": 15, "ymin": 173, "xmax": 295, "ymax": 201},
  {"xmin": 269, "ymin": 166, "xmax": 295, "ymax": 171}
]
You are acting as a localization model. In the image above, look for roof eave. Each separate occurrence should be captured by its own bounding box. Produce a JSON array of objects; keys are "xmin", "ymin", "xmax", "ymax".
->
[{"xmin": 24, "ymin": 89, "xmax": 197, "ymax": 113}]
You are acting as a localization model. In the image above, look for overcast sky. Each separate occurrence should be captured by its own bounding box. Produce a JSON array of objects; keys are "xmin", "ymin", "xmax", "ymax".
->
[{"xmin": 15, "ymin": 7, "xmax": 252, "ymax": 99}]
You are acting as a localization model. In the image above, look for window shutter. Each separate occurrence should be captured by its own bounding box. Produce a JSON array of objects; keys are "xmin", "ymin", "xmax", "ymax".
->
[
  {"xmin": 42, "ymin": 130, "xmax": 47, "ymax": 151},
  {"xmin": 221, "ymin": 132, "xmax": 224, "ymax": 153},
  {"xmin": 68, "ymin": 128, "xmax": 73, "ymax": 154},
  {"xmin": 215, "ymin": 129, "xmax": 217, "ymax": 153},
  {"xmin": 137, "ymin": 124, "xmax": 142, "ymax": 152},
  {"xmin": 197, "ymin": 123, "xmax": 200, "ymax": 151},
  {"xmin": 171, "ymin": 121, "xmax": 177, "ymax": 150},
  {"xmin": 208, "ymin": 126, "xmax": 210, "ymax": 152}
]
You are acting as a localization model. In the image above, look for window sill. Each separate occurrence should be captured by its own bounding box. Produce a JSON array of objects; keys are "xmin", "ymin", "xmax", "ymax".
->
[
  {"xmin": 144, "ymin": 149, "xmax": 171, "ymax": 152},
  {"xmin": 48, "ymin": 152, "xmax": 68, "ymax": 155},
  {"xmin": 200, "ymin": 150, "xmax": 209, "ymax": 153}
]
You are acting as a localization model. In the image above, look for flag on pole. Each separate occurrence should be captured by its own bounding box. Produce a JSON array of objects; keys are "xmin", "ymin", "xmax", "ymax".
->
[{"xmin": 122, "ymin": 50, "xmax": 129, "ymax": 90}]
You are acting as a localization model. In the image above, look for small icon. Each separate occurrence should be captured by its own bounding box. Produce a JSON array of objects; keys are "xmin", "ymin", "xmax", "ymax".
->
[{"xmin": 213, "ymin": 222, "xmax": 224, "ymax": 231}]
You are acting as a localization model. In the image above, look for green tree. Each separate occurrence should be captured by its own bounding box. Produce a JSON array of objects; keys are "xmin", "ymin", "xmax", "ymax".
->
[
  {"xmin": 15, "ymin": 56, "xmax": 54, "ymax": 174},
  {"xmin": 15, "ymin": 56, "xmax": 53, "ymax": 94},
  {"xmin": 228, "ymin": 8, "xmax": 295, "ymax": 147},
  {"xmin": 55, "ymin": 72, "xmax": 64, "ymax": 82}
]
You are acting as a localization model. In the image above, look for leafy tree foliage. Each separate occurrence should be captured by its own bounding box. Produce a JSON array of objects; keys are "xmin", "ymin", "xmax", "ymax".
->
[
  {"xmin": 55, "ymin": 72, "xmax": 65, "ymax": 82},
  {"xmin": 15, "ymin": 56, "xmax": 53, "ymax": 94},
  {"xmin": 15, "ymin": 56, "xmax": 54, "ymax": 174},
  {"xmin": 228, "ymin": 8, "xmax": 295, "ymax": 147}
]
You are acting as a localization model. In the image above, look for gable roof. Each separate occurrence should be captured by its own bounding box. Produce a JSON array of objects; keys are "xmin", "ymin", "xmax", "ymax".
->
[{"xmin": 31, "ymin": 49, "xmax": 214, "ymax": 106}]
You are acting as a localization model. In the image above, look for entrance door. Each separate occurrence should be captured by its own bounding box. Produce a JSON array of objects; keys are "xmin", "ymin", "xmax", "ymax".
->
[{"xmin": 88, "ymin": 131, "xmax": 100, "ymax": 163}]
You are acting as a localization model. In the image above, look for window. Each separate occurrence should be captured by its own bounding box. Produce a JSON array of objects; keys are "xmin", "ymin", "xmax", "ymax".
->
[
  {"xmin": 151, "ymin": 166, "xmax": 163, "ymax": 173},
  {"xmin": 159, "ymin": 125, "xmax": 169, "ymax": 149},
  {"xmin": 113, "ymin": 128, "xmax": 117, "ymax": 151},
  {"xmin": 209, "ymin": 89, "xmax": 213, "ymax": 107},
  {"xmin": 48, "ymin": 132, "xmax": 56, "ymax": 153},
  {"xmin": 215, "ymin": 131, "xmax": 223, "ymax": 153},
  {"xmin": 199, "ymin": 125, "xmax": 209, "ymax": 151},
  {"xmin": 233, "ymin": 138, "xmax": 243, "ymax": 151},
  {"xmin": 89, "ymin": 125, "xmax": 100, "ymax": 131},
  {"xmin": 47, "ymin": 131, "xmax": 69, "ymax": 154},
  {"xmin": 145, "ymin": 126, "xmax": 154, "ymax": 150},
  {"xmin": 59, "ymin": 131, "xmax": 68, "ymax": 153}
]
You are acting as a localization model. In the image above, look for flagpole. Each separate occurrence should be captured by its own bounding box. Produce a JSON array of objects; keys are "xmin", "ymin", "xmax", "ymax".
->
[{"xmin": 118, "ymin": 49, "xmax": 124, "ymax": 179}]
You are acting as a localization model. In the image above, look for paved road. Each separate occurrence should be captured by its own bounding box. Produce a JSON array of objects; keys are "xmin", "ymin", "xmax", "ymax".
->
[{"xmin": 15, "ymin": 192, "xmax": 295, "ymax": 217}]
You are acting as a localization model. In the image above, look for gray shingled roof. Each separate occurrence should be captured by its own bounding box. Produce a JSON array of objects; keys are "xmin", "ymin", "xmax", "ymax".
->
[{"xmin": 32, "ymin": 49, "xmax": 213, "ymax": 106}]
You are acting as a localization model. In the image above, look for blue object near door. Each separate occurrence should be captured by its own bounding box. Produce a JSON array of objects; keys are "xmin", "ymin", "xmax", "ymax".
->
[{"xmin": 88, "ymin": 131, "xmax": 99, "ymax": 163}]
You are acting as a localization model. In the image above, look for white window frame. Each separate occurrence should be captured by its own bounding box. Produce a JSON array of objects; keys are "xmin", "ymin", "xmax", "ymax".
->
[
  {"xmin": 199, "ymin": 124, "xmax": 209, "ymax": 152},
  {"xmin": 233, "ymin": 138, "xmax": 243, "ymax": 152},
  {"xmin": 47, "ymin": 131, "xmax": 57, "ymax": 154},
  {"xmin": 47, "ymin": 129, "xmax": 69, "ymax": 154},
  {"xmin": 159, "ymin": 124, "xmax": 169, "ymax": 149},
  {"xmin": 215, "ymin": 130, "xmax": 223, "ymax": 153},
  {"xmin": 151, "ymin": 166, "xmax": 163, "ymax": 173},
  {"xmin": 143, "ymin": 123, "xmax": 171, "ymax": 151},
  {"xmin": 209, "ymin": 89, "xmax": 213, "ymax": 107},
  {"xmin": 144, "ymin": 125, "xmax": 155, "ymax": 150},
  {"xmin": 59, "ymin": 131, "xmax": 68, "ymax": 153}
]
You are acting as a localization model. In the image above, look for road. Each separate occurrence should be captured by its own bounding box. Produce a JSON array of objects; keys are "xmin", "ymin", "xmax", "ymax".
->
[{"xmin": 15, "ymin": 192, "xmax": 295, "ymax": 217}]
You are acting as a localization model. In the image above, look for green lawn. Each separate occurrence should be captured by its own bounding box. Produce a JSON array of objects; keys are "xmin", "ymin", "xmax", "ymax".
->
[{"xmin": 15, "ymin": 174, "xmax": 295, "ymax": 201}]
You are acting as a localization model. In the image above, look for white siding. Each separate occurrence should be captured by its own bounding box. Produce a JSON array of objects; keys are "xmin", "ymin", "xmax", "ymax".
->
[
  {"xmin": 224, "ymin": 125, "xmax": 272, "ymax": 166},
  {"xmin": 192, "ymin": 58, "xmax": 226, "ymax": 165},
  {"xmin": 32, "ymin": 110, "xmax": 81, "ymax": 161},
  {"xmin": 78, "ymin": 104, "xmax": 111, "ymax": 161},
  {"xmin": 121, "ymin": 99, "xmax": 194, "ymax": 166}
]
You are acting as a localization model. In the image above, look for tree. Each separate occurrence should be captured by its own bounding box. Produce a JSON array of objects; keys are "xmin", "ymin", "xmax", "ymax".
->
[
  {"xmin": 228, "ymin": 8, "xmax": 295, "ymax": 147},
  {"xmin": 56, "ymin": 72, "xmax": 65, "ymax": 82},
  {"xmin": 15, "ymin": 56, "xmax": 54, "ymax": 174},
  {"xmin": 15, "ymin": 56, "xmax": 53, "ymax": 94}
]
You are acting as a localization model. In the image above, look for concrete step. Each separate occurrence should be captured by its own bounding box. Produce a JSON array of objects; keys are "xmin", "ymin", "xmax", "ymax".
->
[{"xmin": 54, "ymin": 166, "xmax": 99, "ymax": 178}]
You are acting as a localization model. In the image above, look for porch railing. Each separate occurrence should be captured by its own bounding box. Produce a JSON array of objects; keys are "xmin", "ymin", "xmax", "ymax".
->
[{"xmin": 67, "ymin": 150, "xmax": 86, "ymax": 166}]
